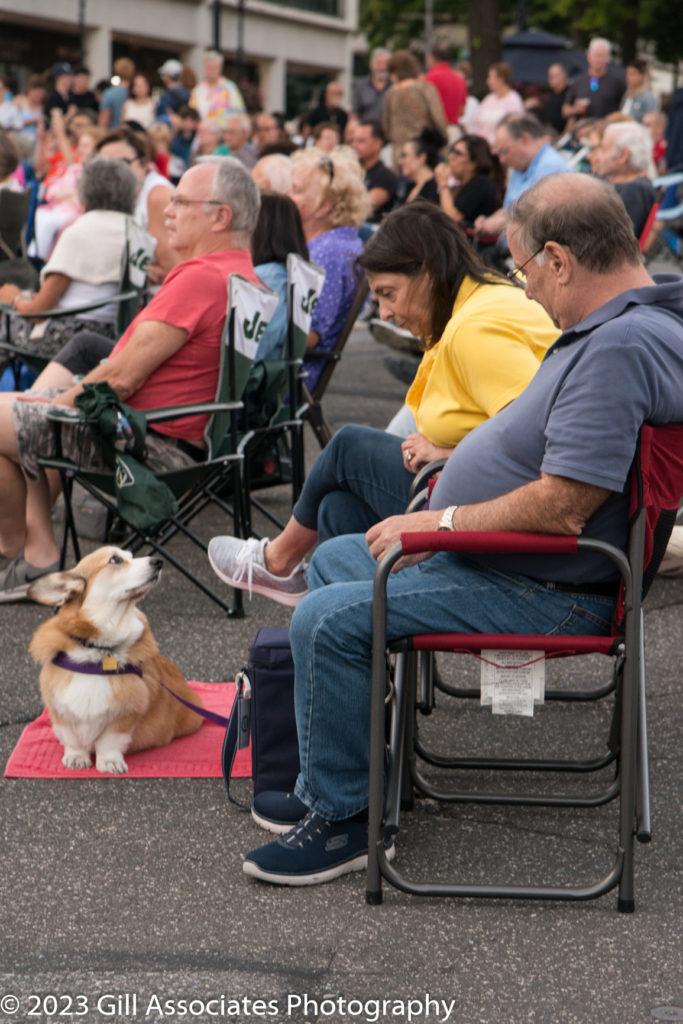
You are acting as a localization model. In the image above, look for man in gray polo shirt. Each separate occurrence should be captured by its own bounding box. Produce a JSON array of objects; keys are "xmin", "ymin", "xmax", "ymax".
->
[{"xmin": 241, "ymin": 173, "xmax": 683, "ymax": 886}]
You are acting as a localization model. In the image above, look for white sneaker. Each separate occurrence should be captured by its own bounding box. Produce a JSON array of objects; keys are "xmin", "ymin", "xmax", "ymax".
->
[
  {"xmin": 207, "ymin": 536, "xmax": 308, "ymax": 607},
  {"xmin": 658, "ymin": 525, "xmax": 683, "ymax": 577}
]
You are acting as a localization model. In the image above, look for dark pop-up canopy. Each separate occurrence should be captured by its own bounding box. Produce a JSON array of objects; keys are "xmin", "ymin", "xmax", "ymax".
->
[{"xmin": 502, "ymin": 29, "xmax": 587, "ymax": 84}]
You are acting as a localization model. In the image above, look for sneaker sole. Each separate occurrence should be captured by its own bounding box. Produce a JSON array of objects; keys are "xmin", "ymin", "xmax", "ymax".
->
[
  {"xmin": 251, "ymin": 807, "xmax": 305, "ymax": 835},
  {"xmin": 242, "ymin": 844, "xmax": 395, "ymax": 886},
  {"xmin": 0, "ymin": 583, "xmax": 31, "ymax": 604},
  {"xmin": 207, "ymin": 550, "xmax": 307, "ymax": 609}
]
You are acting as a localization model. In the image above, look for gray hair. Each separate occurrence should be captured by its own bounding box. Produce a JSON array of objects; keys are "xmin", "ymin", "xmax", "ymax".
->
[
  {"xmin": 508, "ymin": 172, "xmax": 641, "ymax": 273},
  {"xmin": 210, "ymin": 156, "xmax": 261, "ymax": 234},
  {"xmin": 588, "ymin": 37, "xmax": 611, "ymax": 55},
  {"xmin": 79, "ymin": 158, "xmax": 137, "ymax": 214},
  {"xmin": 498, "ymin": 112, "xmax": 546, "ymax": 140},
  {"xmin": 227, "ymin": 112, "xmax": 252, "ymax": 136},
  {"xmin": 204, "ymin": 49, "xmax": 224, "ymax": 65},
  {"xmin": 199, "ymin": 119, "xmax": 224, "ymax": 138},
  {"xmin": 604, "ymin": 121, "xmax": 653, "ymax": 175}
]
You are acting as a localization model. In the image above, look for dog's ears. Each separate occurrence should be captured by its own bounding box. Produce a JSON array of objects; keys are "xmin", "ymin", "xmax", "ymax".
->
[{"xmin": 28, "ymin": 571, "xmax": 87, "ymax": 607}]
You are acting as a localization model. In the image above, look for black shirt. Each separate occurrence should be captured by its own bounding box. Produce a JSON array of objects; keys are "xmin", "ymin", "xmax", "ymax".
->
[
  {"xmin": 396, "ymin": 176, "xmax": 439, "ymax": 206},
  {"xmin": 566, "ymin": 69, "xmax": 625, "ymax": 119},
  {"xmin": 307, "ymin": 104, "xmax": 348, "ymax": 134},
  {"xmin": 69, "ymin": 90, "xmax": 99, "ymax": 113},
  {"xmin": 45, "ymin": 90, "xmax": 70, "ymax": 115},
  {"xmin": 541, "ymin": 87, "xmax": 569, "ymax": 134},
  {"xmin": 454, "ymin": 175, "xmax": 500, "ymax": 226},
  {"xmin": 364, "ymin": 159, "xmax": 398, "ymax": 222},
  {"xmin": 614, "ymin": 177, "xmax": 656, "ymax": 238}
]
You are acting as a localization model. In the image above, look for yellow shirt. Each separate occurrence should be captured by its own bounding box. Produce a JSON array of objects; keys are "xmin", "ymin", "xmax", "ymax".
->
[{"xmin": 406, "ymin": 276, "xmax": 559, "ymax": 447}]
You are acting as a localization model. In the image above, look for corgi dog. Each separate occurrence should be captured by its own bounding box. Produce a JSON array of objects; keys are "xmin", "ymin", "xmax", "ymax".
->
[{"xmin": 28, "ymin": 547, "xmax": 203, "ymax": 774}]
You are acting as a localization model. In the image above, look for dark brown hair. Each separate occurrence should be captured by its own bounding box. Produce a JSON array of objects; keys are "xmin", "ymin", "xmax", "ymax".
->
[
  {"xmin": 388, "ymin": 50, "xmax": 421, "ymax": 81},
  {"xmin": 358, "ymin": 201, "xmax": 508, "ymax": 345},
  {"xmin": 251, "ymin": 192, "xmax": 308, "ymax": 266}
]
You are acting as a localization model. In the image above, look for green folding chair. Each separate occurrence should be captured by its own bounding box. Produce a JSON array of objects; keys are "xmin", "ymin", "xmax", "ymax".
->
[
  {"xmin": 239, "ymin": 253, "xmax": 326, "ymax": 534},
  {"xmin": 39, "ymin": 274, "xmax": 279, "ymax": 616},
  {"xmin": 0, "ymin": 218, "xmax": 155, "ymax": 385}
]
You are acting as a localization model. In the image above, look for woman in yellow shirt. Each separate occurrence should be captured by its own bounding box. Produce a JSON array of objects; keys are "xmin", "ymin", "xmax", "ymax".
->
[{"xmin": 207, "ymin": 201, "xmax": 558, "ymax": 606}]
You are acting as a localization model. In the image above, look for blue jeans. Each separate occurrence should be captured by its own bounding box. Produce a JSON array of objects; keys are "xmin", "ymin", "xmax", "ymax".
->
[
  {"xmin": 292, "ymin": 424, "xmax": 413, "ymax": 543},
  {"xmin": 291, "ymin": 534, "xmax": 615, "ymax": 821}
]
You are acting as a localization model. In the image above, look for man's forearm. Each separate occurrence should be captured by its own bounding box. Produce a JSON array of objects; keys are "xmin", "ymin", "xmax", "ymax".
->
[{"xmin": 452, "ymin": 474, "xmax": 610, "ymax": 536}]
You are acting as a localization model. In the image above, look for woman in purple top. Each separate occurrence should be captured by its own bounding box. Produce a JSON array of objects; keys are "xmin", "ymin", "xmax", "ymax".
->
[{"xmin": 289, "ymin": 148, "xmax": 369, "ymax": 391}]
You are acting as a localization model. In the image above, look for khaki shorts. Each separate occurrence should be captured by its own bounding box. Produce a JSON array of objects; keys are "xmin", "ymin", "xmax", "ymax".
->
[{"xmin": 12, "ymin": 390, "xmax": 197, "ymax": 481}]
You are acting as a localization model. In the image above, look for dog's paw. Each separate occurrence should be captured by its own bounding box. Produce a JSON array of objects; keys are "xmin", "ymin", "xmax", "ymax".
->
[
  {"xmin": 63, "ymin": 751, "xmax": 91, "ymax": 770},
  {"xmin": 96, "ymin": 753, "xmax": 129, "ymax": 774}
]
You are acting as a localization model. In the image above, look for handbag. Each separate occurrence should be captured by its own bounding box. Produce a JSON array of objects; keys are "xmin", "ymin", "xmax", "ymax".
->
[{"xmin": 222, "ymin": 627, "xmax": 300, "ymax": 808}]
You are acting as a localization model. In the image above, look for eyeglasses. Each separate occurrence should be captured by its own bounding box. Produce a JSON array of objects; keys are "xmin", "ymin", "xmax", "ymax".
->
[
  {"xmin": 450, "ymin": 147, "xmax": 468, "ymax": 157},
  {"xmin": 319, "ymin": 157, "xmax": 335, "ymax": 182},
  {"xmin": 506, "ymin": 245, "xmax": 545, "ymax": 282},
  {"xmin": 168, "ymin": 195, "xmax": 225, "ymax": 208},
  {"xmin": 120, "ymin": 156, "xmax": 141, "ymax": 165}
]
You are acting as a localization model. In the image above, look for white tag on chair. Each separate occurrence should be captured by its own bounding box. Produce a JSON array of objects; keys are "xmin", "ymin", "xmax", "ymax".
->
[{"xmin": 480, "ymin": 650, "xmax": 545, "ymax": 717}]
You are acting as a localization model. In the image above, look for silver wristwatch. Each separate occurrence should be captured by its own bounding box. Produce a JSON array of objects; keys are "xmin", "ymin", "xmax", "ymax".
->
[{"xmin": 437, "ymin": 505, "xmax": 459, "ymax": 531}]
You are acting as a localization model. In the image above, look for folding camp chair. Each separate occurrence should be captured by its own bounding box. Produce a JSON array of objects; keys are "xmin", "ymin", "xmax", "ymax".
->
[
  {"xmin": 0, "ymin": 219, "xmax": 155, "ymax": 386},
  {"xmin": 0, "ymin": 188, "xmax": 35, "ymax": 290},
  {"xmin": 39, "ymin": 275, "xmax": 278, "ymax": 616},
  {"xmin": 299, "ymin": 278, "xmax": 370, "ymax": 449},
  {"xmin": 366, "ymin": 423, "xmax": 683, "ymax": 910},
  {"xmin": 239, "ymin": 253, "xmax": 326, "ymax": 534}
]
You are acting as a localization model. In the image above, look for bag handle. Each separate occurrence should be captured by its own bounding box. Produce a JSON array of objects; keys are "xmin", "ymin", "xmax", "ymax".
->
[{"xmin": 220, "ymin": 669, "xmax": 252, "ymax": 810}]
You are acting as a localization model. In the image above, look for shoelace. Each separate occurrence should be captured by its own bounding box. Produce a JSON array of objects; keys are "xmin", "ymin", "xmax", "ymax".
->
[
  {"xmin": 282, "ymin": 812, "xmax": 330, "ymax": 849},
  {"xmin": 232, "ymin": 537, "xmax": 267, "ymax": 599}
]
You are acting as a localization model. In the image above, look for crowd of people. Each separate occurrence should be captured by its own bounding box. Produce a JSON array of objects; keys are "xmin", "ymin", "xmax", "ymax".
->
[{"xmin": 0, "ymin": 35, "xmax": 681, "ymax": 889}]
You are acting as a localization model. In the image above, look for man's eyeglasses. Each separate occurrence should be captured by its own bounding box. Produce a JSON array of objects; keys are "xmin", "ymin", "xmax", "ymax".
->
[
  {"xmin": 319, "ymin": 157, "xmax": 335, "ymax": 182},
  {"xmin": 168, "ymin": 196, "xmax": 225, "ymax": 208},
  {"xmin": 506, "ymin": 245, "xmax": 545, "ymax": 282}
]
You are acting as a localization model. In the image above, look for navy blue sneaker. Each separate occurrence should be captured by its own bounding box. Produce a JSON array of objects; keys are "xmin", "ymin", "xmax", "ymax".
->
[
  {"xmin": 243, "ymin": 810, "xmax": 395, "ymax": 886},
  {"xmin": 251, "ymin": 791, "xmax": 309, "ymax": 834}
]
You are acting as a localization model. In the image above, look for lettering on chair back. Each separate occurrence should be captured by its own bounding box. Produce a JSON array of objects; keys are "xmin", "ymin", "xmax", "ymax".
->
[
  {"xmin": 286, "ymin": 254, "xmax": 326, "ymax": 362},
  {"xmin": 206, "ymin": 274, "xmax": 279, "ymax": 459}
]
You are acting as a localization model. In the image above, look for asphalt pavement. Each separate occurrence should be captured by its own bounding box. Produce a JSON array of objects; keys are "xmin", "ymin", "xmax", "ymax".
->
[{"xmin": 1, "ymin": 323, "xmax": 681, "ymax": 1024}]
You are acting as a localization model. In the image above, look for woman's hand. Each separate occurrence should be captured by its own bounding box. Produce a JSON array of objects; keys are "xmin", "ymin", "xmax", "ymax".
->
[
  {"xmin": 434, "ymin": 163, "xmax": 450, "ymax": 189},
  {"xmin": 401, "ymin": 432, "xmax": 453, "ymax": 473}
]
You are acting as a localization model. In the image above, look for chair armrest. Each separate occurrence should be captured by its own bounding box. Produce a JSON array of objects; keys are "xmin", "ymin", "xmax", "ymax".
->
[
  {"xmin": 399, "ymin": 530, "xmax": 579, "ymax": 557},
  {"xmin": 144, "ymin": 401, "xmax": 242, "ymax": 423},
  {"xmin": 303, "ymin": 349, "xmax": 340, "ymax": 362},
  {"xmin": 408, "ymin": 458, "xmax": 447, "ymax": 501},
  {"xmin": 0, "ymin": 289, "xmax": 139, "ymax": 321},
  {"xmin": 44, "ymin": 406, "xmax": 85, "ymax": 422}
]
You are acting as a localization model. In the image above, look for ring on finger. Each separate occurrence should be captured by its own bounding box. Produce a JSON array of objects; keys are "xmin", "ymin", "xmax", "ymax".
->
[{"xmin": 406, "ymin": 451, "xmax": 413, "ymax": 463}]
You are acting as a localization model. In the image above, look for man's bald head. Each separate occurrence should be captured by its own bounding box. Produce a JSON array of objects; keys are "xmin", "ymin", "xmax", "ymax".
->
[{"xmin": 508, "ymin": 172, "xmax": 641, "ymax": 273}]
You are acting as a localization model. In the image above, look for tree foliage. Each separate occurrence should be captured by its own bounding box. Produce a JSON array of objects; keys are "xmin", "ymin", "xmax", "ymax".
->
[{"xmin": 359, "ymin": 0, "xmax": 682, "ymax": 67}]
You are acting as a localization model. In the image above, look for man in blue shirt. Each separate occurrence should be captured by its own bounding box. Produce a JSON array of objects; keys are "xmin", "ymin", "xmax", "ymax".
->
[
  {"xmin": 240, "ymin": 173, "xmax": 683, "ymax": 886},
  {"xmin": 474, "ymin": 113, "xmax": 569, "ymax": 239}
]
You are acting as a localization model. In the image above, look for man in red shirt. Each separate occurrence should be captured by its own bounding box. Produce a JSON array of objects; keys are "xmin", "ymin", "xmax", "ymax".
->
[
  {"xmin": 424, "ymin": 44, "xmax": 467, "ymax": 143},
  {"xmin": 0, "ymin": 157, "xmax": 261, "ymax": 600}
]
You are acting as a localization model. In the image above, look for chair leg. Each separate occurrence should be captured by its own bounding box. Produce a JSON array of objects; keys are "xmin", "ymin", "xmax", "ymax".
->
[
  {"xmin": 617, "ymin": 614, "xmax": 639, "ymax": 913},
  {"xmin": 367, "ymin": 594, "xmax": 391, "ymax": 905},
  {"xmin": 58, "ymin": 469, "xmax": 81, "ymax": 567},
  {"xmin": 636, "ymin": 611, "xmax": 651, "ymax": 844},
  {"xmin": 304, "ymin": 402, "xmax": 333, "ymax": 448}
]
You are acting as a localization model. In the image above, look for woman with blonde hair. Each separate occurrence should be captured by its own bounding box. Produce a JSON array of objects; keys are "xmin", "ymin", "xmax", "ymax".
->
[{"xmin": 289, "ymin": 147, "xmax": 370, "ymax": 389}]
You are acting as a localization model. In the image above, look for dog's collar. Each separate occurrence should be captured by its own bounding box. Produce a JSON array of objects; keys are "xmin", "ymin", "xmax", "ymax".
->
[{"xmin": 53, "ymin": 651, "xmax": 143, "ymax": 677}]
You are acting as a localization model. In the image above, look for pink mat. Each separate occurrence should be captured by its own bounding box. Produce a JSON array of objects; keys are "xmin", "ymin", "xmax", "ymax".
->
[{"xmin": 4, "ymin": 681, "xmax": 252, "ymax": 780}]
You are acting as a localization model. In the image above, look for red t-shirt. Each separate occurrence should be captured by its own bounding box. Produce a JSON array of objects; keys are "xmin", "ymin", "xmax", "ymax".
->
[
  {"xmin": 424, "ymin": 64, "xmax": 467, "ymax": 124},
  {"xmin": 110, "ymin": 248, "xmax": 259, "ymax": 446}
]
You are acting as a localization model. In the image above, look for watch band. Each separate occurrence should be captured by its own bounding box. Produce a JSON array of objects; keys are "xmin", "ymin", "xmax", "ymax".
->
[{"xmin": 437, "ymin": 505, "xmax": 459, "ymax": 531}]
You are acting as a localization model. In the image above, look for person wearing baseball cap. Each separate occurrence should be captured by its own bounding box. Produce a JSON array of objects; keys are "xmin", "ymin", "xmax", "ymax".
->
[
  {"xmin": 46, "ymin": 63, "xmax": 73, "ymax": 116},
  {"xmin": 156, "ymin": 59, "xmax": 190, "ymax": 126}
]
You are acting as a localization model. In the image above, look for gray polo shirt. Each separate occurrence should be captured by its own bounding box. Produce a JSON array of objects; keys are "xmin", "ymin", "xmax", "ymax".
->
[{"xmin": 431, "ymin": 274, "xmax": 683, "ymax": 583}]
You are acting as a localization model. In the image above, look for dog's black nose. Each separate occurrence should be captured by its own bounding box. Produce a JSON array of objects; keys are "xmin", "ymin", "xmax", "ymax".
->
[{"xmin": 151, "ymin": 558, "xmax": 164, "ymax": 571}]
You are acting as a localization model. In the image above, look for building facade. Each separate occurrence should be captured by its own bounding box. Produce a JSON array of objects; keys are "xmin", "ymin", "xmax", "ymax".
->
[{"xmin": 0, "ymin": 0, "xmax": 359, "ymax": 116}]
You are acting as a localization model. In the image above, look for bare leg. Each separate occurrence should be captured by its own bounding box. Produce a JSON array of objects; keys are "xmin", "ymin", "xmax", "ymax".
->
[
  {"xmin": 264, "ymin": 517, "xmax": 317, "ymax": 576},
  {"xmin": 0, "ymin": 401, "xmax": 59, "ymax": 566},
  {"xmin": 31, "ymin": 361, "xmax": 74, "ymax": 391},
  {"xmin": 0, "ymin": 453, "xmax": 27, "ymax": 558}
]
